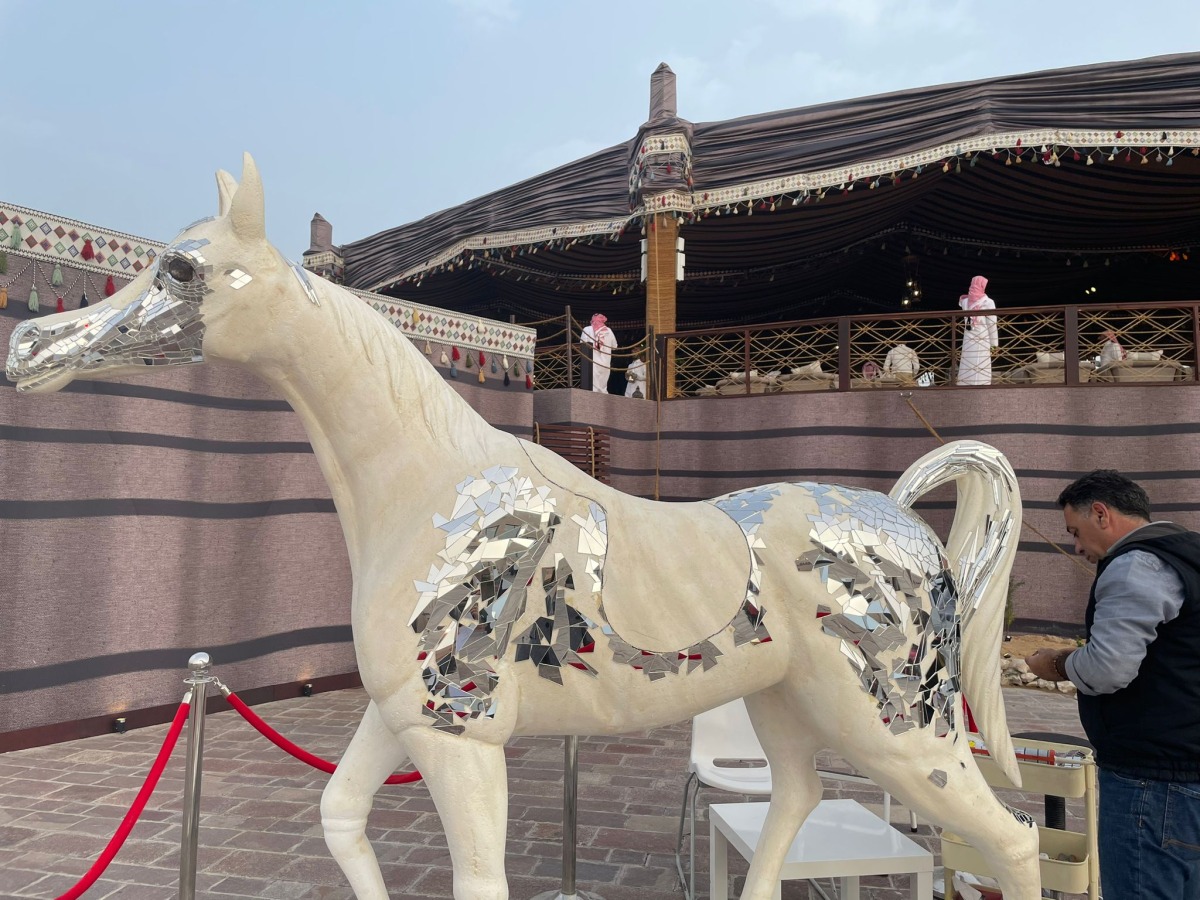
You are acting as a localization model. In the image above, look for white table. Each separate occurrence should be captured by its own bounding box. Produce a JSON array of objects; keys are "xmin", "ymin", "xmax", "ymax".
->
[{"xmin": 709, "ymin": 799, "xmax": 934, "ymax": 900}]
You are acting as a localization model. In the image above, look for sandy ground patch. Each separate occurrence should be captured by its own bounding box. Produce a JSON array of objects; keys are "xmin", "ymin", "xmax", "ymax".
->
[{"xmin": 1001, "ymin": 632, "xmax": 1080, "ymax": 659}]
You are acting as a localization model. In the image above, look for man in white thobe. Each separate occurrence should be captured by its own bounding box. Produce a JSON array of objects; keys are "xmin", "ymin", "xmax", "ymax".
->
[
  {"xmin": 580, "ymin": 313, "xmax": 617, "ymax": 393},
  {"xmin": 883, "ymin": 344, "xmax": 920, "ymax": 381},
  {"xmin": 625, "ymin": 356, "xmax": 647, "ymax": 398},
  {"xmin": 957, "ymin": 275, "xmax": 999, "ymax": 385}
]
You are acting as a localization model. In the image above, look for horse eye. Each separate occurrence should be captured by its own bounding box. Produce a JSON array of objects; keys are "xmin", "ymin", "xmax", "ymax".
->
[{"xmin": 166, "ymin": 256, "xmax": 196, "ymax": 283}]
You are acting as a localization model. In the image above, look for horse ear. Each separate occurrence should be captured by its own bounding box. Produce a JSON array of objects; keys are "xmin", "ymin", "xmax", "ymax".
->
[
  {"xmin": 228, "ymin": 152, "xmax": 266, "ymax": 242},
  {"xmin": 215, "ymin": 169, "xmax": 237, "ymax": 218}
]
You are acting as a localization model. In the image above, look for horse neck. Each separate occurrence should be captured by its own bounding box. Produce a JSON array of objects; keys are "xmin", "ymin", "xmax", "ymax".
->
[{"xmin": 241, "ymin": 279, "xmax": 509, "ymax": 564}]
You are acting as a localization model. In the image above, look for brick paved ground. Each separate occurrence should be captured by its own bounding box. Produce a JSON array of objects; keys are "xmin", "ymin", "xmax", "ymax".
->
[{"xmin": 0, "ymin": 684, "xmax": 1088, "ymax": 899}]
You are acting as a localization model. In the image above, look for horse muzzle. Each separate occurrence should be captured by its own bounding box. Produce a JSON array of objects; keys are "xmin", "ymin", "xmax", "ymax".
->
[
  {"xmin": 6, "ymin": 308, "xmax": 100, "ymax": 393},
  {"xmin": 6, "ymin": 284, "xmax": 206, "ymax": 393}
]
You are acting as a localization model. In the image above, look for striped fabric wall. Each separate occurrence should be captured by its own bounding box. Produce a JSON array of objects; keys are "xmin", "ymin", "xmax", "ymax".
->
[
  {"xmin": 534, "ymin": 386, "xmax": 1200, "ymax": 634},
  {"xmin": 6, "ymin": 272, "xmax": 1195, "ymax": 743},
  {"xmin": 0, "ymin": 302, "xmax": 534, "ymax": 740}
]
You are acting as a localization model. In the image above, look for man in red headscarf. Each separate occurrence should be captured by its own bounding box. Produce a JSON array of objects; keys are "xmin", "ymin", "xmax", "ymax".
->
[
  {"xmin": 580, "ymin": 313, "xmax": 618, "ymax": 393},
  {"xmin": 956, "ymin": 275, "xmax": 999, "ymax": 385}
]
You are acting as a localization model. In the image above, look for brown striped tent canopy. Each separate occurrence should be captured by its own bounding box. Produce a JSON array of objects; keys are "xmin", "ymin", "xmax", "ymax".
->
[{"xmin": 340, "ymin": 53, "xmax": 1200, "ymax": 329}]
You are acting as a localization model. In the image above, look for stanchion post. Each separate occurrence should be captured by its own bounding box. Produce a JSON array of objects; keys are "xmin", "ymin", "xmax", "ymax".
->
[
  {"xmin": 562, "ymin": 735, "xmax": 579, "ymax": 895},
  {"xmin": 530, "ymin": 735, "xmax": 603, "ymax": 900},
  {"xmin": 179, "ymin": 652, "xmax": 214, "ymax": 900}
]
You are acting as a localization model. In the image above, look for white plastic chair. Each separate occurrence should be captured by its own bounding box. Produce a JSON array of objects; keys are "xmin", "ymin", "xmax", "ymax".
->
[
  {"xmin": 674, "ymin": 699, "xmax": 773, "ymax": 900},
  {"xmin": 674, "ymin": 698, "xmax": 917, "ymax": 900}
]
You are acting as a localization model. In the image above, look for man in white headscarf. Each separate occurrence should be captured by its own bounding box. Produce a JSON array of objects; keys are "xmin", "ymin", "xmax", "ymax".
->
[
  {"xmin": 956, "ymin": 275, "xmax": 999, "ymax": 385},
  {"xmin": 580, "ymin": 313, "xmax": 617, "ymax": 393}
]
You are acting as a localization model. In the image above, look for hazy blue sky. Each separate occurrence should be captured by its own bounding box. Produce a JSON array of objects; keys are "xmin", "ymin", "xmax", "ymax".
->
[{"xmin": 2, "ymin": 1, "xmax": 1198, "ymax": 258}]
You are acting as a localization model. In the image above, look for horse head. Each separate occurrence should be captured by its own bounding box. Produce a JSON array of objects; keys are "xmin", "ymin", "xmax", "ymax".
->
[{"xmin": 6, "ymin": 153, "xmax": 317, "ymax": 393}]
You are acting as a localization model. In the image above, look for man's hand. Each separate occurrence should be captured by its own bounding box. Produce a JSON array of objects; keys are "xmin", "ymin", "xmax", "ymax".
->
[{"xmin": 1026, "ymin": 648, "xmax": 1070, "ymax": 682}]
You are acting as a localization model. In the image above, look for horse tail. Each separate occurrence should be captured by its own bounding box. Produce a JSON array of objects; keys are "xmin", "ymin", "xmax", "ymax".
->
[{"xmin": 890, "ymin": 440, "xmax": 1023, "ymax": 786}]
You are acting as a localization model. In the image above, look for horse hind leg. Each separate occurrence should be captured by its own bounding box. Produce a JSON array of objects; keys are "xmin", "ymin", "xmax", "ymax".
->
[
  {"xmin": 321, "ymin": 700, "xmax": 410, "ymax": 900},
  {"xmin": 839, "ymin": 729, "xmax": 1042, "ymax": 900},
  {"xmin": 737, "ymin": 687, "xmax": 826, "ymax": 900}
]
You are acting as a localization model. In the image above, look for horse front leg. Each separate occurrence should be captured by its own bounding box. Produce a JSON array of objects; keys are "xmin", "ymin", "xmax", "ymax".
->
[
  {"xmin": 739, "ymin": 686, "xmax": 825, "ymax": 900},
  {"xmin": 321, "ymin": 700, "xmax": 409, "ymax": 899},
  {"xmin": 402, "ymin": 726, "xmax": 510, "ymax": 900}
]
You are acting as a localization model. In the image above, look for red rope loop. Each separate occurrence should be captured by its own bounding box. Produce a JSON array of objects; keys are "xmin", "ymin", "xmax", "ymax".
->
[
  {"xmin": 221, "ymin": 690, "xmax": 422, "ymax": 785},
  {"xmin": 55, "ymin": 697, "xmax": 191, "ymax": 900}
]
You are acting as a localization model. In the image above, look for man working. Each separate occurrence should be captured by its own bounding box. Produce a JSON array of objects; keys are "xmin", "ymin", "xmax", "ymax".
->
[{"xmin": 1027, "ymin": 470, "xmax": 1200, "ymax": 898}]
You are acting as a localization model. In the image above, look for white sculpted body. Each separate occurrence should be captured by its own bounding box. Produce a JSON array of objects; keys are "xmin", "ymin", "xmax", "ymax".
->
[{"xmin": 6, "ymin": 156, "xmax": 1042, "ymax": 899}]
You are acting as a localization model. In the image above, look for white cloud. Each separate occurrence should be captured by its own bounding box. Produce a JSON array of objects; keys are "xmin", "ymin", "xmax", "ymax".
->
[
  {"xmin": 759, "ymin": 0, "xmax": 975, "ymax": 33},
  {"xmin": 513, "ymin": 138, "xmax": 611, "ymax": 181},
  {"xmin": 447, "ymin": 0, "xmax": 518, "ymax": 28}
]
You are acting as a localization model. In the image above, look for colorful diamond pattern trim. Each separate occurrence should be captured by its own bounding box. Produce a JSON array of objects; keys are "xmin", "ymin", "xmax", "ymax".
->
[{"xmin": 0, "ymin": 202, "xmax": 163, "ymax": 275}]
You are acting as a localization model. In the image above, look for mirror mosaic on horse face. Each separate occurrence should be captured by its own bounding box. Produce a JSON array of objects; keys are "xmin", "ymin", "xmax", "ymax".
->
[{"xmin": 6, "ymin": 238, "xmax": 218, "ymax": 390}]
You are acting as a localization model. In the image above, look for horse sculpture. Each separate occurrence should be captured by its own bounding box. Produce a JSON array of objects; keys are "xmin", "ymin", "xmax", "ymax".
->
[{"xmin": 7, "ymin": 155, "xmax": 1042, "ymax": 899}]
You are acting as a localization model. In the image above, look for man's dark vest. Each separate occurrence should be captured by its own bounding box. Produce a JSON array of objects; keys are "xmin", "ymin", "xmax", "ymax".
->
[{"xmin": 1078, "ymin": 525, "xmax": 1200, "ymax": 781}]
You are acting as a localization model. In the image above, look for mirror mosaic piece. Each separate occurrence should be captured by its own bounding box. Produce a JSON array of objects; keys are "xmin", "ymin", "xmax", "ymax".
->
[
  {"xmin": 569, "ymin": 501, "xmax": 728, "ymax": 680},
  {"xmin": 1005, "ymin": 804, "xmax": 1037, "ymax": 828},
  {"xmin": 796, "ymin": 483, "xmax": 960, "ymax": 735},
  {"xmin": 412, "ymin": 466, "xmax": 560, "ymax": 732},
  {"xmin": 514, "ymin": 553, "xmax": 598, "ymax": 683},
  {"xmin": 289, "ymin": 260, "xmax": 321, "ymax": 306},
  {"xmin": 711, "ymin": 486, "xmax": 779, "ymax": 646},
  {"xmin": 889, "ymin": 443, "xmax": 1016, "ymax": 629},
  {"xmin": 7, "ymin": 238, "xmax": 213, "ymax": 390}
]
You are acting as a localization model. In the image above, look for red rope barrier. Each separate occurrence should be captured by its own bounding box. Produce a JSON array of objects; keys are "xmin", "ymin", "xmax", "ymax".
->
[
  {"xmin": 222, "ymin": 690, "xmax": 422, "ymax": 785},
  {"xmin": 56, "ymin": 698, "xmax": 191, "ymax": 900}
]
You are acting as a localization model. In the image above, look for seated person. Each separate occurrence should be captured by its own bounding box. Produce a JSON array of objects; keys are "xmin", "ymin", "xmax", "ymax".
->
[
  {"xmin": 884, "ymin": 343, "xmax": 920, "ymax": 379},
  {"xmin": 625, "ymin": 355, "xmax": 647, "ymax": 398},
  {"xmin": 1098, "ymin": 329, "xmax": 1126, "ymax": 367}
]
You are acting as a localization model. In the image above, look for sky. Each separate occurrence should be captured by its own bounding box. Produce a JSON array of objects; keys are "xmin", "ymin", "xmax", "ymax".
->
[{"xmin": 2, "ymin": 1, "xmax": 1198, "ymax": 259}]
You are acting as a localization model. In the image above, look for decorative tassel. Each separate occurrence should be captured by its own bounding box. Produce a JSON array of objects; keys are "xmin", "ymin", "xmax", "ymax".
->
[
  {"xmin": 503, "ymin": 371, "xmax": 510, "ymax": 386},
  {"xmin": 513, "ymin": 363, "xmax": 521, "ymax": 377},
  {"xmin": 105, "ymin": 275, "xmax": 116, "ymax": 297},
  {"xmin": 525, "ymin": 373, "xmax": 533, "ymax": 390},
  {"xmin": 28, "ymin": 285, "xmax": 39, "ymax": 313},
  {"xmin": 0, "ymin": 250, "xmax": 7, "ymax": 274},
  {"xmin": 0, "ymin": 286, "xmax": 7, "ymax": 310},
  {"xmin": 477, "ymin": 367, "xmax": 485, "ymax": 384},
  {"xmin": 81, "ymin": 238, "xmax": 95, "ymax": 261},
  {"xmin": 451, "ymin": 346, "xmax": 460, "ymax": 362},
  {"xmin": 490, "ymin": 358, "xmax": 497, "ymax": 374},
  {"xmin": 465, "ymin": 352, "xmax": 473, "ymax": 369},
  {"xmin": 440, "ymin": 350, "xmax": 449, "ymax": 365},
  {"xmin": 502, "ymin": 354, "xmax": 509, "ymax": 369},
  {"xmin": 9, "ymin": 224, "xmax": 21, "ymax": 248},
  {"xmin": 450, "ymin": 360, "xmax": 458, "ymax": 378},
  {"xmin": 56, "ymin": 296, "xmax": 64, "ymax": 313},
  {"xmin": 412, "ymin": 308, "xmax": 419, "ymax": 326},
  {"xmin": 52, "ymin": 263, "xmax": 63, "ymax": 286},
  {"xmin": 478, "ymin": 351, "xmax": 485, "ymax": 367},
  {"xmin": 424, "ymin": 340, "xmax": 432, "ymax": 355},
  {"xmin": 79, "ymin": 291, "xmax": 89, "ymax": 308},
  {"xmin": 526, "ymin": 360, "xmax": 533, "ymax": 373}
]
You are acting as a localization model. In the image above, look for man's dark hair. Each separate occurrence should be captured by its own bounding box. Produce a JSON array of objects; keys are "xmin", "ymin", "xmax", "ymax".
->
[{"xmin": 1057, "ymin": 469, "xmax": 1151, "ymax": 519}]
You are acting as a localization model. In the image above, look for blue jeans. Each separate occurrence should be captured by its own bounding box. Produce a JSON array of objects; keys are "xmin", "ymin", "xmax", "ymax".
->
[{"xmin": 1099, "ymin": 768, "xmax": 1200, "ymax": 898}]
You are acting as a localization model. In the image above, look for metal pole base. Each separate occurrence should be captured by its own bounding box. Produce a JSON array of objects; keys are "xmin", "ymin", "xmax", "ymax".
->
[{"xmin": 529, "ymin": 891, "xmax": 605, "ymax": 900}]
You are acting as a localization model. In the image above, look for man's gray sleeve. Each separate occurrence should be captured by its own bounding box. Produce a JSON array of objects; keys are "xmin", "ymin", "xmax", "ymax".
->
[{"xmin": 1065, "ymin": 549, "xmax": 1185, "ymax": 695}]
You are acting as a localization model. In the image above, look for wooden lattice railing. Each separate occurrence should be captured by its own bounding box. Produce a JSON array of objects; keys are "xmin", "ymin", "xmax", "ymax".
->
[{"xmin": 652, "ymin": 301, "xmax": 1200, "ymax": 398}]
